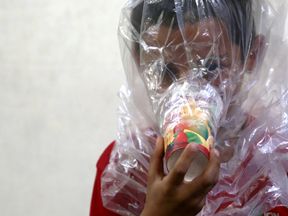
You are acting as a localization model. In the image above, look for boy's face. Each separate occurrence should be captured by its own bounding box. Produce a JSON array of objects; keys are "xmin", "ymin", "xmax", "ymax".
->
[{"xmin": 139, "ymin": 17, "xmax": 256, "ymax": 96}]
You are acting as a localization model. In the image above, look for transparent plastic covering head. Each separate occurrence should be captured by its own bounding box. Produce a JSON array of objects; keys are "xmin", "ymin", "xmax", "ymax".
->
[{"xmin": 101, "ymin": 0, "xmax": 288, "ymax": 215}]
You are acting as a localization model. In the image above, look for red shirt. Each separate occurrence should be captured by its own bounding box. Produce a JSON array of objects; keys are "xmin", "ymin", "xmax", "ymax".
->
[
  {"xmin": 90, "ymin": 142, "xmax": 120, "ymax": 216},
  {"xmin": 90, "ymin": 139, "xmax": 288, "ymax": 215}
]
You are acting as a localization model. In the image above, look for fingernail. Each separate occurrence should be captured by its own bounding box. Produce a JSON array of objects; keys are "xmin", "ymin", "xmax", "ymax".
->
[
  {"xmin": 188, "ymin": 143, "xmax": 198, "ymax": 151},
  {"xmin": 213, "ymin": 149, "xmax": 220, "ymax": 157}
]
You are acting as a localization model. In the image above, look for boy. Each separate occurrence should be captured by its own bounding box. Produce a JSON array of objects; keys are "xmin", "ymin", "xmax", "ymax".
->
[{"xmin": 90, "ymin": 0, "xmax": 265, "ymax": 215}]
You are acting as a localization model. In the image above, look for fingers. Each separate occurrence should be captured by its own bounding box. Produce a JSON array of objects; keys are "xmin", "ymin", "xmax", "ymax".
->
[
  {"xmin": 202, "ymin": 148, "xmax": 221, "ymax": 190},
  {"xmin": 188, "ymin": 148, "xmax": 221, "ymax": 196},
  {"xmin": 207, "ymin": 136, "xmax": 214, "ymax": 148},
  {"xmin": 148, "ymin": 136, "xmax": 165, "ymax": 181},
  {"xmin": 192, "ymin": 198, "xmax": 206, "ymax": 215},
  {"xmin": 167, "ymin": 143, "xmax": 198, "ymax": 185}
]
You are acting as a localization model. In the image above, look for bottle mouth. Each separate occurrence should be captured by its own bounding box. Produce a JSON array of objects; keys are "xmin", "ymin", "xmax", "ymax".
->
[{"xmin": 157, "ymin": 80, "xmax": 224, "ymax": 137}]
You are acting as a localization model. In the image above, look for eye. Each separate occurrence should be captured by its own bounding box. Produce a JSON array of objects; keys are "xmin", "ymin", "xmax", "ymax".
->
[
  {"xmin": 207, "ymin": 62, "xmax": 219, "ymax": 71},
  {"xmin": 204, "ymin": 59, "xmax": 220, "ymax": 72},
  {"xmin": 200, "ymin": 59, "xmax": 220, "ymax": 81}
]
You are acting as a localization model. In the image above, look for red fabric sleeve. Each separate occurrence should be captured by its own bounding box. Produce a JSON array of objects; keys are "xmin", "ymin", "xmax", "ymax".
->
[{"xmin": 90, "ymin": 141, "xmax": 120, "ymax": 216}]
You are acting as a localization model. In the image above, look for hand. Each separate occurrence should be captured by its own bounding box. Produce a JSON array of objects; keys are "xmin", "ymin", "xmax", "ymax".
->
[{"xmin": 141, "ymin": 137, "xmax": 220, "ymax": 216}]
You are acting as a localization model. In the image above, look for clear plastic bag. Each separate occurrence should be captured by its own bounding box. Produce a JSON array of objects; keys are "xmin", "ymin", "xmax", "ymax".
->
[{"xmin": 101, "ymin": 0, "xmax": 288, "ymax": 215}]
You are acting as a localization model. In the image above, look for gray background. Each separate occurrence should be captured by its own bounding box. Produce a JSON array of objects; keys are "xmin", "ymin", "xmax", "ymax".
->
[{"xmin": 0, "ymin": 0, "xmax": 125, "ymax": 215}]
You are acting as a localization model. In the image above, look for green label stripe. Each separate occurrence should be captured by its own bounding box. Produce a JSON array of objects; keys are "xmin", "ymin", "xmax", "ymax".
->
[{"xmin": 186, "ymin": 132, "xmax": 202, "ymax": 144}]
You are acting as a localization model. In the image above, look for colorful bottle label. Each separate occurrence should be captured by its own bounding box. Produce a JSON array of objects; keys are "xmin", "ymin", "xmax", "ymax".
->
[
  {"xmin": 163, "ymin": 100, "xmax": 213, "ymax": 161},
  {"xmin": 164, "ymin": 123, "xmax": 212, "ymax": 160}
]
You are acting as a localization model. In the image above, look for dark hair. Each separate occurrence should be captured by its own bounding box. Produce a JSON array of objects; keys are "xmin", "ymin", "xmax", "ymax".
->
[{"xmin": 131, "ymin": 0, "xmax": 254, "ymax": 60}]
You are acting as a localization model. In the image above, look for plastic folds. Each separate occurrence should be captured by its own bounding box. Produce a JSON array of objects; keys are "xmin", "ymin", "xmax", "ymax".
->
[{"xmin": 101, "ymin": 0, "xmax": 288, "ymax": 215}]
